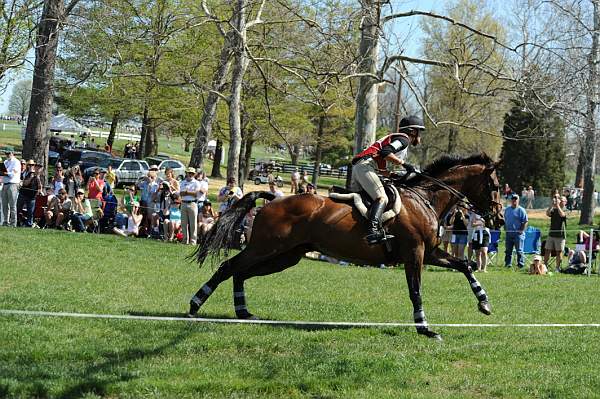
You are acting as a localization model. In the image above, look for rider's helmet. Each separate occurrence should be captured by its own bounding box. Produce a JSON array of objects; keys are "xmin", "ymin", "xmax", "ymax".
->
[{"xmin": 399, "ymin": 115, "xmax": 425, "ymax": 134}]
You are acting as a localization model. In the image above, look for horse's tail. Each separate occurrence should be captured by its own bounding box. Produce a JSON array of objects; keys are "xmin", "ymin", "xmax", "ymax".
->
[{"xmin": 194, "ymin": 191, "xmax": 275, "ymax": 268}]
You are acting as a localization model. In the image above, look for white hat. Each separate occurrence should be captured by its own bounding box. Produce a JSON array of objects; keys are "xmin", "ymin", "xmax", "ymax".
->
[{"xmin": 533, "ymin": 255, "xmax": 542, "ymax": 261}]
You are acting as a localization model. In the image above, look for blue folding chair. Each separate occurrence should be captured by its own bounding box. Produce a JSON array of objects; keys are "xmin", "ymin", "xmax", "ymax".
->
[
  {"xmin": 486, "ymin": 230, "xmax": 501, "ymax": 266},
  {"xmin": 521, "ymin": 227, "xmax": 541, "ymax": 265}
]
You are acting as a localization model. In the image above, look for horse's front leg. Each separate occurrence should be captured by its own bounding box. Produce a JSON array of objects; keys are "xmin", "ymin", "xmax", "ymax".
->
[
  {"xmin": 405, "ymin": 245, "xmax": 442, "ymax": 341},
  {"xmin": 425, "ymin": 247, "xmax": 491, "ymax": 316}
]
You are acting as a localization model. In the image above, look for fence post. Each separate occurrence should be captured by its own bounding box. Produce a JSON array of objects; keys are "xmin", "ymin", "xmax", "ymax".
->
[{"xmin": 589, "ymin": 228, "xmax": 594, "ymax": 276}]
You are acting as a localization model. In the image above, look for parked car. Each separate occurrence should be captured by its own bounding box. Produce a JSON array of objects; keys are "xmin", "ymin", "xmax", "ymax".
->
[
  {"xmin": 145, "ymin": 157, "xmax": 186, "ymax": 180},
  {"xmin": 49, "ymin": 135, "xmax": 74, "ymax": 155},
  {"xmin": 84, "ymin": 158, "xmax": 150, "ymax": 187},
  {"xmin": 57, "ymin": 149, "xmax": 112, "ymax": 170}
]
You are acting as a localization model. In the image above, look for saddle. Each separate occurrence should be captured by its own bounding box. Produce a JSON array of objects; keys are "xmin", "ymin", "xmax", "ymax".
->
[{"xmin": 328, "ymin": 183, "xmax": 402, "ymax": 224}]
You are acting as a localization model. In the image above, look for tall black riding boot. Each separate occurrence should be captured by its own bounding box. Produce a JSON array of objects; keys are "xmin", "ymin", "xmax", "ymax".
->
[{"xmin": 365, "ymin": 199, "xmax": 394, "ymax": 245}]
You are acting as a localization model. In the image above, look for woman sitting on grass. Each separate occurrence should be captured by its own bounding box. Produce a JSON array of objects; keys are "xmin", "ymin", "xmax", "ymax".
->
[
  {"xmin": 529, "ymin": 254, "xmax": 547, "ymax": 275},
  {"xmin": 113, "ymin": 201, "xmax": 143, "ymax": 238},
  {"xmin": 71, "ymin": 189, "xmax": 94, "ymax": 232},
  {"xmin": 198, "ymin": 200, "xmax": 218, "ymax": 238}
]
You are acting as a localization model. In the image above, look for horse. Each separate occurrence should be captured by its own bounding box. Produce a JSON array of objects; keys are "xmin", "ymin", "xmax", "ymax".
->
[{"xmin": 188, "ymin": 153, "xmax": 505, "ymax": 340}]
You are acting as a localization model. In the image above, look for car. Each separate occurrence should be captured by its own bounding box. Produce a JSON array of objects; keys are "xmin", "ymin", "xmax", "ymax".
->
[
  {"xmin": 49, "ymin": 135, "xmax": 74, "ymax": 155},
  {"xmin": 145, "ymin": 158, "xmax": 186, "ymax": 180},
  {"xmin": 57, "ymin": 149, "xmax": 112, "ymax": 170},
  {"xmin": 48, "ymin": 150, "xmax": 59, "ymax": 166},
  {"xmin": 84, "ymin": 158, "xmax": 150, "ymax": 187}
]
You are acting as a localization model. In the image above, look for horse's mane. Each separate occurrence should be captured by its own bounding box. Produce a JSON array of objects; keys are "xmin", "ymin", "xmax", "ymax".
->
[{"xmin": 404, "ymin": 153, "xmax": 494, "ymax": 186}]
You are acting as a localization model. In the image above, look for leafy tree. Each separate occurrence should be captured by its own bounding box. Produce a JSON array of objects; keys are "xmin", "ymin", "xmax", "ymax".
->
[
  {"xmin": 8, "ymin": 79, "xmax": 31, "ymax": 120},
  {"xmin": 499, "ymin": 96, "xmax": 566, "ymax": 196}
]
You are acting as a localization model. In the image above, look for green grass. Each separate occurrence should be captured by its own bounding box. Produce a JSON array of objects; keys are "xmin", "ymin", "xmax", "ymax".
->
[{"xmin": 2, "ymin": 227, "xmax": 600, "ymax": 398}]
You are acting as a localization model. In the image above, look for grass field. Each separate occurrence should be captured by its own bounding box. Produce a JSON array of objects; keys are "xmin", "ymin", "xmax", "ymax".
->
[{"xmin": 2, "ymin": 227, "xmax": 600, "ymax": 398}]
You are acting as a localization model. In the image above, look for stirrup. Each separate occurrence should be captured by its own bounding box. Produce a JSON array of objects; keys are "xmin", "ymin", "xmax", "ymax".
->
[{"xmin": 366, "ymin": 231, "xmax": 395, "ymax": 245}]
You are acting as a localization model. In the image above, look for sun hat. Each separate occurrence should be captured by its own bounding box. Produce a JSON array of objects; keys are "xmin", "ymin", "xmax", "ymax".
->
[
  {"xmin": 26, "ymin": 159, "xmax": 35, "ymax": 165},
  {"xmin": 186, "ymin": 166, "xmax": 196, "ymax": 174},
  {"xmin": 76, "ymin": 188, "xmax": 85, "ymax": 195},
  {"xmin": 533, "ymin": 255, "xmax": 542, "ymax": 261},
  {"xmin": 149, "ymin": 165, "xmax": 159, "ymax": 171}
]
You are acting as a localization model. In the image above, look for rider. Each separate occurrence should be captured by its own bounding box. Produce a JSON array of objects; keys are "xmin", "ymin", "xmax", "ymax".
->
[{"xmin": 350, "ymin": 115, "xmax": 425, "ymax": 245}]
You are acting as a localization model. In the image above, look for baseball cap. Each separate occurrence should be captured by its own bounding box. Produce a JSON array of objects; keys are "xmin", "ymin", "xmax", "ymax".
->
[
  {"xmin": 186, "ymin": 167, "xmax": 196, "ymax": 174},
  {"xmin": 511, "ymin": 194, "xmax": 519, "ymax": 200},
  {"xmin": 533, "ymin": 255, "xmax": 542, "ymax": 261},
  {"xmin": 149, "ymin": 165, "xmax": 159, "ymax": 171}
]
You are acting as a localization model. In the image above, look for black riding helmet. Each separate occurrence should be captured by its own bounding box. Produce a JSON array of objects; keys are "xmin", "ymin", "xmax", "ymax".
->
[{"xmin": 399, "ymin": 115, "xmax": 425, "ymax": 132}]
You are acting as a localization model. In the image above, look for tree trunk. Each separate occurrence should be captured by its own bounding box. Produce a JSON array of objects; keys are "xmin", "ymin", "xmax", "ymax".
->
[
  {"xmin": 226, "ymin": 0, "xmax": 249, "ymax": 182},
  {"xmin": 23, "ymin": 0, "xmax": 65, "ymax": 177},
  {"xmin": 151, "ymin": 125, "xmax": 158, "ymax": 156},
  {"xmin": 579, "ymin": 0, "xmax": 599, "ymax": 225},
  {"xmin": 575, "ymin": 146, "xmax": 585, "ymax": 188},
  {"xmin": 189, "ymin": 34, "xmax": 233, "ymax": 168},
  {"xmin": 312, "ymin": 115, "xmax": 325, "ymax": 185},
  {"xmin": 447, "ymin": 126, "xmax": 458, "ymax": 154},
  {"xmin": 353, "ymin": 1, "xmax": 380, "ymax": 154},
  {"xmin": 138, "ymin": 105, "xmax": 149, "ymax": 159},
  {"xmin": 243, "ymin": 134, "xmax": 255, "ymax": 181},
  {"xmin": 238, "ymin": 131, "xmax": 247, "ymax": 189},
  {"xmin": 289, "ymin": 144, "xmax": 300, "ymax": 165},
  {"xmin": 184, "ymin": 137, "xmax": 192, "ymax": 152},
  {"xmin": 210, "ymin": 139, "xmax": 223, "ymax": 178},
  {"xmin": 107, "ymin": 110, "xmax": 120, "ymax": 150}
]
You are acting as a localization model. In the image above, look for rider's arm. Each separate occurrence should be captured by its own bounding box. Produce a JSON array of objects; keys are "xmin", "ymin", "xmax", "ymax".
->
[{"xmin": 380, "ymin": 136, "xmax": 410, "ymax": 165}]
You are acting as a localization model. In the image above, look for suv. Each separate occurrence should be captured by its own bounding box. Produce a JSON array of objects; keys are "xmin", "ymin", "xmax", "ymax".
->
[
  {"xmin": 57, "ymin": 149, "xmax": 112, "ymax": 170},
  {"xmin": 146, "ymin": 157, "xmax": 186, "ymax": 180},
  {"xmin": 84, "ymin": 158, "xmax": 149, "ymax": 187}
]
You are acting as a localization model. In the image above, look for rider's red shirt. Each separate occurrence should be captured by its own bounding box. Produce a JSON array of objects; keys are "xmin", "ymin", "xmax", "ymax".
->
[{"xmin": 353, "ymin": 133, "xmax": 410, "ymax": 169}]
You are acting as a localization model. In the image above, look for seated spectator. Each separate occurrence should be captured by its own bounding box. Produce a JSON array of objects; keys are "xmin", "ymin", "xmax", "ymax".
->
[
  {"xmin": 99, "ymin": 187, "xmax": 119, "ymax": 232},
  {"xmin": 164, "ymin": 193, "xmax": 181, "ymax": 242},
  {"xmin": 306, "ymin": 182, "xmax": 317, "ymax": 195},
  {"xmin": 529, "ymin": 254, "xmax": 547, "ymax": 275},
  {"xmin": 71, "ymin": 188, "xmax": 94, "ymax": 232},
  {"xmin": 113, "ymin": 200, "xmax": 143, "ymax": 237},
  {"xmin": 577, "ymin": 230, "xmax": 600, "ymax": 252},
  {"xmin": 470, "ymin": 214, "xmax": 490, "ymax": 272},
  {"xmin": 87, "ymin": 169, "xmax": 105, "ymax": 202},
  {"xmin": 562, "ymin": 248, "xmax": 588, "ymax": 274},
  {"xmin": 45, "ymin": 188, "xmax": 70, "ymax": 228},
  {"xmin": 198, "ymin": 199, "xmax": 218, "ymax": 238}
]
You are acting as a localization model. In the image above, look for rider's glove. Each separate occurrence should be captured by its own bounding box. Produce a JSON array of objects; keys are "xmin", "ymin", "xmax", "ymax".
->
[{"xmin": 403, "ymin": 162, "xmax": 416, "ymax": 175}]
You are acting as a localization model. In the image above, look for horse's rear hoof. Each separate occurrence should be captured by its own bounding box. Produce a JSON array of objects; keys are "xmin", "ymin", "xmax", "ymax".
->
[
  {"xmin": 478, "ymin": 301, "xmax": 492, "ymax": 315},
  {"xmin": 418, "ymin": 329, "xmax": 443, "ymax": 341},
  {"xmin": 188, "ymin": 301, "xmax": 200, "ymax": 318},
  {"xmin": 236, "ymin": 311, "xmax": 259, "ymax": 320}
]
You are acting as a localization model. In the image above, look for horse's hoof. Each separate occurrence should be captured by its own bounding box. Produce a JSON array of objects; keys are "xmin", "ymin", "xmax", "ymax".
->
[
  {"xmin": 478, "ymin": 301, "xmax": 492, "ymax": 315},
  {"xmin": 418, "ymin": 329, "xmax": 443, "ymax": 341},
  {"xmin": 188, "ymin": 301, "xmax": 200, "ymax": 318},
  {"xmin": 236, "ymin": 311, "xmax": 259, "ymax": 320}
]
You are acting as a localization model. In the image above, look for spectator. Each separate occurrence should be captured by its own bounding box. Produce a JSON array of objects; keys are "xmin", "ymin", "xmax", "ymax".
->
[
  {"xmin": 122, "ymin": 185, "xmax": 140, "ymax": 214},
  {"xmin": 52, "ymin": 162, "xmax": 65, "ymax": 194},
  {"xmin": 300, "ymin": 171, "xmax": 309, "ymax": 191},
  {"xmin": 112, "ymin": 200, "xmax": 143, "ymax": 237},
  {"xmin": 470, "ymin": 213, "xmax": 490, "ymax": 272},
  {"xmin": 524, "ymin": 185, "xmax": 535, "ymax": 209},
  {"xmin": 217, "ymin": 176, "xmax": 243, "ymax": 215},
  {"xmin": 45, "ymin": 188, "xmax": 70, "ymax": 228},
  {"xmin": 503, "ymin": 183, "xmax": 512, "ymax": 200},
  {"xmin": 164, "ymin": 193, "xmax": 181, "ymax": 242},
  {"xmin": 124, "ymin": 142, "xmax": 131, "ymax": 158},
  {"xmin": 441, "ymin": 210, "xmax": 453, "ymax": 253},
  {"xmin": 164, "ymin": 168, "xmax": 180, "ymax": 193},
  {"xmin": 1, "ymin": 150, "xmax": 21, "ymax": 226},
  {"xmin": 529, "ymin": 254, "xmax": 547, "ymax": 275},
  {"xmin": 290, "ymin": 168, "xmax": 300, "ymax": 194},
  {"xmin": 577, "ymin": 230, "xmax": 600, "ymax": 252},
  {"xmin": 306, "ymin": 182, "xmax": 317, "ymax": 195},
  {"xmin": 466, "ymin": 210, "xmax": 479, "ymax": 261},
  {"xmin": 105, "ymin": 164, "xmax": 117, "ymax": 189},
  {"xmin": 450, "ymin": 208, "xmax": 468, "ymax": 260},
  {"xmin": 180, "ymin": 167, "xmax": 201, "ymax": 244},
  {"xmin": 198, "ymin": 199, "xmax": 218, "ymax": 238},
  {"xmin": 71, "ymin": 188, "xmax": 94, "ymax": 232},
  {"xmin": 195, "ymin": 169, "xmax": 208, "ymax": 204},
  {"xmin": 151, "ymin": 181, "xmax": 174, "ymax": 237},
  {"xmin": 87, "ymin": 169, "xmax": 105, "ymax": 202},
  {"xmin": 64, "ymin": 165, "xmax": 83, "ymax": 198},
  {"xmin": 544, "ymin": 194, "xmax": 567, "ymax": 272},
  {"xmin": 264, "ymin": 181, "xmax": 284, "ymax": 205},
  {"xmin": 504, "ymin": 193, "xmax": 529, "ymax": 269},
  {"xmin": 17, "ymin": 160, "xmax": 42, "ymax": 227},
  {"xmin": 138, "ymin": 165, "xmax": 161, "ymax": 229},
  {"xmin": 562, "ymin": 248, "xmax": 588, "ymax": 274}
]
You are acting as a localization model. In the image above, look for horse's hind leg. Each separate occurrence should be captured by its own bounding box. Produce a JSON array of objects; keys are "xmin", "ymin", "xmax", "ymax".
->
[
  {"xmin": 231, "ymin": 247, "xmax": 306, "ymax": 319},
  {"xmin": 188, "ymin": 251, "xmax": 256, "ymax": 317},
  {"xmin": 424, "ymin": 247, "xmax": 491, "ymax": 315}
]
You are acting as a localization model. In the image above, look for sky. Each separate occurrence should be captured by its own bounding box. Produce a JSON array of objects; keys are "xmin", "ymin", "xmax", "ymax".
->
[{"xmin": 0, "ymin": 0, "xmax": 449, "ymax": 115}]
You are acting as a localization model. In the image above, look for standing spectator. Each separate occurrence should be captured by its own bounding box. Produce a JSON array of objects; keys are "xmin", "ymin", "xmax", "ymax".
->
[
  {"xmin": 524, "ymin": 185, "xmax": 535, "ymax": 209},
  {"xmin": 52, "ymin": 163, "xmax": 65, "ymax": 193},
  {"xmin": 87, "ymin": 170, "xmax": 105, "ymax": 202},
  {"xmin": 164, "ymin": 168, "xmax": 180, "ymax": 193},
  {"xmin": 64, "ymin": 165, "xmax": 83, "ymax": 198},
  {"xmin": 180, "ymin": 167, "xmax": 201, "ymax": 244},
  {"xmin": 105, "ymin": 164, "xmax": 117, "ymax": 189},
  {"xmin": 151, "ymin": 181, "xmax": 173, "ymax": 236},
  {"xmin": 124, "ymin": 142, "xmax": 131, "ymax": 158},
  {"xmin": 466, "ymin": 210, "xmax": 478, "ymax": 261},
  {"xmin": 504, "ymin": 193, "xmax": 529, "ymax": 269},
  {"xmin": 138, "ymin": 166, "xmax": 161, "ymax": 230},
  {"xmin": 503, "ymin": 183, "xmax": 512, "ymax": 200},
  {"xmin": 300, "ymin": 171, "xmax": 309, "ymax": 191},
  {"xmin": 198, "ymin": 199, "xmax": 218, "ymax": 238},
  {"xmin": 217, "ymin": 177, "xmax": 243, "ymax": 215},
  {"xmin": 1, "ymin": 150, "xmax": 21, "ymax": 226},
  {"xmin": 290, "ymin": 168, "xmax": 300, "ymax": 194},
  {"xmin": 195, "ymin": 169, "xmax": 208, "ymax": 204},
  {"xmin": 544, "ymin": 194, "xmax": 567, "ymax": 272},
  {"xmin": 441, "ymin": 210, "xmax": 453, "ymax": 253},
  {"xmin": 17, "ymin": 160, "xmax": 42, "ymax": 227},
  {"xmin": 470, "ymin": 214, "xmax": 490, "ymax": 272},
  {"xmin": 450, "ymin": 208, "xmax": 468, "ymax": 259}
]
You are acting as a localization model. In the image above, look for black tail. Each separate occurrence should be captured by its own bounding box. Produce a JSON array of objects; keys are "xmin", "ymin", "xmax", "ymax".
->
[{"xmin": 194, "ymin": 191, "xmax": 275, "ymax": 268}]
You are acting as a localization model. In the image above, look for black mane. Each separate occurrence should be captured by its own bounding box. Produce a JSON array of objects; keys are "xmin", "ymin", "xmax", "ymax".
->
[{"xmin": 405, "ymin": 153, "xmax": 494, "ymax": 185}]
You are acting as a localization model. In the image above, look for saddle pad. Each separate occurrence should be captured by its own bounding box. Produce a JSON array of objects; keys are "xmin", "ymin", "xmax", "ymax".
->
[{"xmin": 328, "ymin": 185, "xmax": 402, "ymax": 224}]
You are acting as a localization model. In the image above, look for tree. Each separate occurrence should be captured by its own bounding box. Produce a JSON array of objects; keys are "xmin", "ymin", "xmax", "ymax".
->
[
  {"xmin": 7, "ymin": 79, "xmax": 31, "ymax": 120},
  {"xmin": 500, "ymin": 96, "xmax": 566, "ymax": 196}
]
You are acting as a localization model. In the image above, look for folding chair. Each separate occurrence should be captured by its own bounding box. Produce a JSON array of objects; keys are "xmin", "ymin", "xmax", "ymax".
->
[
  {"xmin": 521, "ymin": 227, "xmax": 541, "ymax": 265},
  {"xmin": 32, "ymin": 194, "xmax": 49, "ymax": 228},
  {"xmin": 486, "ymin": 230, "xmax": 501, "ymax": 266}
]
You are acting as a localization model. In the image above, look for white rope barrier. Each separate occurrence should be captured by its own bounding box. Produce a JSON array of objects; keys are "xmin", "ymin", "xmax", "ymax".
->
[{"xmin": 2, "ymin": 309, "xmax": 600, "ymax": 328}]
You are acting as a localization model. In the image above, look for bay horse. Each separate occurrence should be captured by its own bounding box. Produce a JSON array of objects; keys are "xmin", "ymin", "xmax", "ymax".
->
[{"xmin": 188, "ymin": 153, "xmax": 504, "ymax": 340}]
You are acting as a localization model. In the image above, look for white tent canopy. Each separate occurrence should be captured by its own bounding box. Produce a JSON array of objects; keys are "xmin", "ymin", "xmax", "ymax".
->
[
  {"xmin": 50, "ymin": 114, "xmax": 91, "ymax": 134},
  {"xmin": 207, "ymin": 140, "xmax": 216, "ymax": 150}
]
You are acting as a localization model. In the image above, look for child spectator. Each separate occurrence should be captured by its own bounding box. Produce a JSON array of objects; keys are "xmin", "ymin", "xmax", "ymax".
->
[{"xmin": 164, "ymin": 194, "xmax": 181, "ymax": 242}]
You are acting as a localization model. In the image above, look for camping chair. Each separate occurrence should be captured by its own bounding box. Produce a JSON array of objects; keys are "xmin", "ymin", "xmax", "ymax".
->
[
  {"xmin": 99, "ymin": 194, "xmax": 118, "ymax": 233},
  {"xmin": 32, "ymin": 194, "xmax": 49, "ymax": 228},
  {"xmin": 88, "ymin": 198, "xmax": 104, "ymax": 233},
  {"xmin": 486, "ymin": 230, "xmax": 501, "ymax": 267},
  {"xmin": 521, "ymin": 227, "xmax": 542, "ymax": 265}
]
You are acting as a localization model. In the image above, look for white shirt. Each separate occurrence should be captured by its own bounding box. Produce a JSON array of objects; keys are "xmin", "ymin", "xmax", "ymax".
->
[
  {"xmin": 196, "ymin": 180, "xmax": 209, "ymax": 202},
  {"xmin": 3, "ymin": 157, "xmax": 21, "ymax": 184},
  {"xmin": 180, "ymin": 178, "xmax": 201, "ymax": 202}
]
